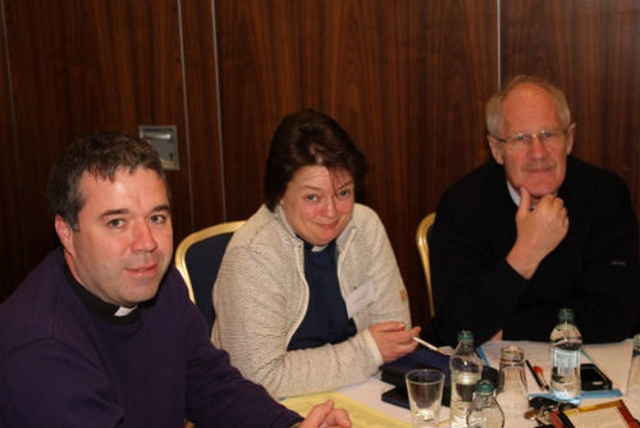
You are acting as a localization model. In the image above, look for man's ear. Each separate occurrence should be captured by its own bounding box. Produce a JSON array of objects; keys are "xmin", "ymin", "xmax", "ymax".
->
[
  {"xmin": 487, "ymin": 135, "xmax": 505, "ymax": 165},
  {"xmin": 54, "ymin": 215, "xmax": 75, "ymax": 256},
  {"xmin": 565, "ymin": 123, "xmax": 576, "ymax": 155}
]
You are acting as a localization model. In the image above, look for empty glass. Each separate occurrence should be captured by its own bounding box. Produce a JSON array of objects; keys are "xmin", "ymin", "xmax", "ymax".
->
[
  {"xmin": 497, "ymin": 346, "xmax": 529, "ymax": 418},
  {"xmin": 405, "ymin": 368, "xmax": 445, "ymax": 428}
]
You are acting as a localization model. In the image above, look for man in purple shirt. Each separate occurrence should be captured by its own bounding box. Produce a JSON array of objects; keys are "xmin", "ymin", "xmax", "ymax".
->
[{"xmin": 0, "ymin": 131, "xmax": 351, "ymax": 428}]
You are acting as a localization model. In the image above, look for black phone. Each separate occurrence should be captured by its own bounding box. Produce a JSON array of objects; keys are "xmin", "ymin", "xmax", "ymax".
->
[{"xmin": 580, "ymin": 363, "xmax": 612, "ymax": 391}]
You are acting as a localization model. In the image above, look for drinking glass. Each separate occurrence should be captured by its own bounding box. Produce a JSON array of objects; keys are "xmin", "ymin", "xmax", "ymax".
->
[
  {"xmin": 497, "ymin": 345, "xmax": 529, "ymax": 418},
  {"xmin": 626, "ymin": 334, "xmax": 640, "ymax": 420},
  {"xmin": 405, "ymin": 368, "xmax": 445, "ymax": 428}
]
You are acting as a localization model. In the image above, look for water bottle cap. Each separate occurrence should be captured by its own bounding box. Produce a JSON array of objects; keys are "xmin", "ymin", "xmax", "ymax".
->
[
  {"xmin": 558, "ymin": 308, "xmax": 574, "ymax": 322},
  {"xmin": 457, "ymin": 330, "xmax": 474, "ymax": 343},
  {"xmin": 475, "ymin": 379, "xmax": 495, "ymax": 393}
]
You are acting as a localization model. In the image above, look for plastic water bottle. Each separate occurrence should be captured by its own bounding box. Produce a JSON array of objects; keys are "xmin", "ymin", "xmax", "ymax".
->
[
  {"xmin": 625, "ymin": 333, "xmax": 640, "ymax": 420},
  {"xmin": 467, "ymin": 380, "xmax": 505, "ymax": 428},
  {"xmin": 550, "ymin": 308, "xmax": 582, "ymax": 401},
  {"xmin": 450, "ymin": 330, "xmax": 482, "ymax": 427}
]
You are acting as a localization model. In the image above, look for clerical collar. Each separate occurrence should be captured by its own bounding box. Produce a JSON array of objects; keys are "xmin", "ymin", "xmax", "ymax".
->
[{"xmin": 64, "ymin": 264, "xmax": 139, "ymax": 325}]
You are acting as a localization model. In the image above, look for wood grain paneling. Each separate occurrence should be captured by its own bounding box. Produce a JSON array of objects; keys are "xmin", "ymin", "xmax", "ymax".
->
[
  {"xmin": 0, "ymin": 3, "xmax": 25, "ymax": 298},
  {"xmin": 3, "ymin": 0, "xmax": 191, "ymax": 288},
  {"xmin": 215, "ymin": 0, "xmax": 498, "ymax": 324},
  {"xmin": 501, "ymin": 0, "xmax": 640, "ymax": 215},
  {"xmin": 180, "ymin": 0, "xmax": 225, "ymax": 232},
  {"xmin": 1, "ymin": 0, "xmax": 638, "ymax": 326}
]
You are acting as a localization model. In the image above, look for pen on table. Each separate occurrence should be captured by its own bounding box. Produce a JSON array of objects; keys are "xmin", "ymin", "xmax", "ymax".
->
[
  {"xmin": 525, "ymin": 359, "xmax": 546, "ymax": 390},
  {"xmin": 412, "ymin": 337, "xmax": 448, "ymax": 355},
  {"xmin": 475, "ymin": 346, "xmax": 491, "ymax": 367},
  {"xmin": 533, "ymin": 365, "xmax": 550, "ymax": 391},
  {"xmin": 581, "ymin": 348, "xmax": 595, "ymax": 363}
]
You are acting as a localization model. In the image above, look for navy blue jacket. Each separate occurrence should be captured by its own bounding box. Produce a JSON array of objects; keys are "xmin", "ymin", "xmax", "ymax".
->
[{"xmin": 425, "ymin": 157, "xmax": 639, "ymax": 346}]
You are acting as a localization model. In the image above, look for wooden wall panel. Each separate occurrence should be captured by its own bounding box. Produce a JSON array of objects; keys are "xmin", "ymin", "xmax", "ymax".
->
[
  {"xmin": 215, "ymin": 0, "xmax": 498, "ymax": 324},
  {"xmin": 0, "ymin": 4, "xmax": 25, "ymax": 300},
  {"xmin": 180, "ymin": 0, "xmax": 225, "ymax": 231},
  {"xmin": 1, "ymin": 0, "xmax": 638, "ymax": 327},
  {"xmin": 501, "ymin": 0, "xmax": 640, "ymax": 215},
  {"xmin": 2, "ymin": 0, "xmax": 191, "ymax": 293}
]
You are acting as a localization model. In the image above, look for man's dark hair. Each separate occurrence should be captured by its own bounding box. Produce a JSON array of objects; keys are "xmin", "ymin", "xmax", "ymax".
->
[
  {"xmin": 264, "ymin": 109, "xmax": 366, "ymax": 211},
  {"xmin": 48, "ymin": 131, "xmax": 168, "ymax": 230}
]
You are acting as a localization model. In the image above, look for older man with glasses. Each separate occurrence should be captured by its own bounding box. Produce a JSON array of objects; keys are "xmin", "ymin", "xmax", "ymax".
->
[{"xmin": 423, "ymin": 75, "xmax": 639, "ymax": 347}]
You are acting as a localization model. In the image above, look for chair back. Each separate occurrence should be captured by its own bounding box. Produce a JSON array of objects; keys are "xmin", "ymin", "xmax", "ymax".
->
[
  {"xmin": 174, "ymin": 221, "xmax": 245, "ymax": 330},
  {"xmin": 416, "ymin": 212, "xmax": 436, "ymax": 319}
]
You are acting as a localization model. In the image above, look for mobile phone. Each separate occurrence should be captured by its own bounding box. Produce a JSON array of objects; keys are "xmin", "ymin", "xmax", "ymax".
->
[{"xmin": 580, "ymin": 363, "xmax": 612, "ymax": 391}]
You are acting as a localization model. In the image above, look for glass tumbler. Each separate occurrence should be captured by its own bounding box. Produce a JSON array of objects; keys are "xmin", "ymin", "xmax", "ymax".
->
[
  {"xmin": 405, "ymin": 368, "xmax": 445, "ymax": 428},
  {"xmin": 497, "ymin": 345, "xmax": 529, "ymax": 418}
]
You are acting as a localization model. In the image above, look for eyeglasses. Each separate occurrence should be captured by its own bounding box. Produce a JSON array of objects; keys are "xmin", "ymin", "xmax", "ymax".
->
[{"xmin": 492, "ymin": 127, "xmax": 569, "ymax": 150}]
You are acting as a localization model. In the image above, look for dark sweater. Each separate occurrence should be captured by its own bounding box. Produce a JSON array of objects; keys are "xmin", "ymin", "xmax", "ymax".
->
[
  {"xmin": 0, "ymin": 248, "xmax": 301, "ymax": 427},
  {"xmin": 424, "ymin": 157, "xmax": 639, "ymax": 346},
  {"xmin": 288, "ymin": 240, "xmax": 356, "ymax": 351}
]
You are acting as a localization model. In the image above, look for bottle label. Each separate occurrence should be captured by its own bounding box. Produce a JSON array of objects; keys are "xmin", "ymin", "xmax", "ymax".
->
[
  {"xmin": 552, "ymin": 348, "xmax": 580, "ymax": 374},
  {"xmin": 453, "ymin": 371, "xmax": 481, "ymax": 402}
]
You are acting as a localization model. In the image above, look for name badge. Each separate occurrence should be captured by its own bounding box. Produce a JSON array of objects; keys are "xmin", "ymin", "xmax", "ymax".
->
[{"xmin": 345, "ymin": 279, "xmax": 375, "ymax": 319}]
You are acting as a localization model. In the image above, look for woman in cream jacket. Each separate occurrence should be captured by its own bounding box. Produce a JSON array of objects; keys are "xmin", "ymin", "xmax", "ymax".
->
[{"xmin": 212, "ymin": 109, "xmax": 419, "ymax": 398}]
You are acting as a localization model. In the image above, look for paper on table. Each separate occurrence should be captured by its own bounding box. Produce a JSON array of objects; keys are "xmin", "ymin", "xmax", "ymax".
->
[
  {"xmin": 561, "ymin": 399, "xmax": 640, "ymax": 428},
  {"xmin": 281, "ymin": 390, "xmax": 411, "ymax": 428},
  {"xmin": 580, "ymin": 340, "xmax": 633, "ymax": 391}
]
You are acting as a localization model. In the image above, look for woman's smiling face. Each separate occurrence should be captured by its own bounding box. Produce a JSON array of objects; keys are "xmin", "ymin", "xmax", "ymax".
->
[{"xmin": 280, "ymin": 165, "xmax": 355, "ymax": 246}]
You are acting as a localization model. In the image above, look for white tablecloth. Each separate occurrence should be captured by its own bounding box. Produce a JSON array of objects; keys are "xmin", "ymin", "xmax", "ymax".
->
[{"xmin": 334, "ymin": 339, "xmax": 634, "ymax": 427}]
